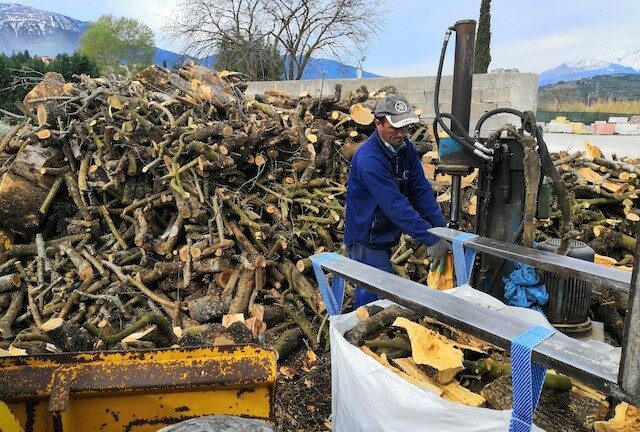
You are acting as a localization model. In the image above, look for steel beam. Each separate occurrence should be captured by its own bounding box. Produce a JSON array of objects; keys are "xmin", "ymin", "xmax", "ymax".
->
[
  {"xmin": 430, "ymin": 227, "xmax": 631, "ymax": 293},
  {"xmin": 312, "ymin": 248, "xmax": 638, "ymax": 404}
]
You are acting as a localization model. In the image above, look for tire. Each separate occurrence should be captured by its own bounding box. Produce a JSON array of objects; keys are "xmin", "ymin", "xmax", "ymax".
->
[{"xmin": 156, "ymin": 415, "xmax": 277, "ymax": 432}]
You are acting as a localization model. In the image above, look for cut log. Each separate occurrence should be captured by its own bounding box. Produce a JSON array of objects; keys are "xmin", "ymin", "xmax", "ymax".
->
[
  {"xmin": 392, "ymin": 316, "xmax": 464, "ymax": 384},
  {"xmin": 41, "ymin": 317, "xmax": 96, "ymax": 352},
  {"xmin": 349, "ymin": 103, "xmax": 374, "ymax": 125},
  {"xmin": 273, "ymin": 328, "xmax": 303, "ymax": 360},
  {"xmin": 0, "ymin": 273, "xmax": 21, "ymax": 294},
  {"xmin": 187, "ymin": 294, "xmax": 229, "ymax": 323},
  {"xmin": 344, "ymin": 305, "xmax": 419, "ymax": 346}
]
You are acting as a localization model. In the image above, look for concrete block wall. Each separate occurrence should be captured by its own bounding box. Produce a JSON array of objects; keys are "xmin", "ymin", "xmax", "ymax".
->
[{"xmin": 245, "ymin": 73, "xmax": 538, "ymax": 136}]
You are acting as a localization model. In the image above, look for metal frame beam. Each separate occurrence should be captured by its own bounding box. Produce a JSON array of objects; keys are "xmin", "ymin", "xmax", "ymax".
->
[{"xmin": 312, "ymin": 227, "xmax": 640, "ymax": 405}]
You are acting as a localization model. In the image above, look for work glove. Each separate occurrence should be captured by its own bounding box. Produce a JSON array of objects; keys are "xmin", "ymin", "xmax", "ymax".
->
[{"xmin": 426, "ymin": 239, "xmax": 451, "ymax": 273}]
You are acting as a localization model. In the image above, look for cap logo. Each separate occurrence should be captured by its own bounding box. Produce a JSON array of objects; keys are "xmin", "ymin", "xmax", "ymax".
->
[{"xmin": 394, "ymin": 100, "xmax": 408, "ymax": 113}]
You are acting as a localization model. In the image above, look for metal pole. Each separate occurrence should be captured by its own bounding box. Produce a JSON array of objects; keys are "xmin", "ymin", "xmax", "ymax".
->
[
  {"xmin": 619, "ymin": 228, "xmax": 640, "ymax": 396},
  {"xmin": 449, "ymin": 175, "xmax": 462, "ymax": 229},
  {"xmin": 451, "ymin": 20, "xmax": 476, "ymax": 135}
]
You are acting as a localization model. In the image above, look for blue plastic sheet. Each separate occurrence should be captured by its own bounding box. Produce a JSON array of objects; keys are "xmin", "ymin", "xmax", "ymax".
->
[{"xmin": 503, "ymin": 262, "xmax": 549, "ymax": 312}]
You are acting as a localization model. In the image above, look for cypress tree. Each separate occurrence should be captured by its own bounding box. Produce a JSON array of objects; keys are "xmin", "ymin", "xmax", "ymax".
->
[{"xmin": 474, "ymin": 0, "xmax": 491, "ymax": 73}]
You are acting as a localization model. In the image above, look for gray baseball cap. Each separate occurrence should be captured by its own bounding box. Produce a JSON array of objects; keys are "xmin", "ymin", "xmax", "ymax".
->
[{"xmin": 374, "ymin": 94, "xmax": 420, "ymax": 128}]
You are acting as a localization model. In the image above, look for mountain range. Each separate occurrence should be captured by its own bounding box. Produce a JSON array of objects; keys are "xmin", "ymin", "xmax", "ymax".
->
[
  {"xmin": 0, "ymin": 2, "xmax": 378, "ymax": 80},
  {"xmin": 538, "ymin": 49, "xmax": 640, "ymax": 86}
]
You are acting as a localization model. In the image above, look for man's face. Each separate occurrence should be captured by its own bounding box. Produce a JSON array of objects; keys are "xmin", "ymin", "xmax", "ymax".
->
[{"xmin": 375, "ymin": 117, "xmax": 407, "ymax": 147}]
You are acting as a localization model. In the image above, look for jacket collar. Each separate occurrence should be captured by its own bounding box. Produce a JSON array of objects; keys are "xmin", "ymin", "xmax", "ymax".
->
[{"xmin": 373, "ymin": 130, "xmax": 407, "ymax": 158}]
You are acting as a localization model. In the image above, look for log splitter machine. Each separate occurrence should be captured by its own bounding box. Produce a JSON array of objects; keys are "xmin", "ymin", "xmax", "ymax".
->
[{"xmin": 313, "ymin": 19, "xmax": 640, "ymax": 408}]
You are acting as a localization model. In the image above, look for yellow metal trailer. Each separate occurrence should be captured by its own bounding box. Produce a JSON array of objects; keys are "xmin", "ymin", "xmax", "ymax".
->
[{"xmin": 0, "ymin": 344, "xmax": 276, "ymax": 432}]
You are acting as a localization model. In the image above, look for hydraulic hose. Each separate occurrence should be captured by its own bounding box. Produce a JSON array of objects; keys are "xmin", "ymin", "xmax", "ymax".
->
[
  {"xmin": 433, "ymin": 28, "xmax": 493, "ymax": 161},
  {"xmin": 474, "ymin": 106, "xmax": 573, "ymax": 254}
]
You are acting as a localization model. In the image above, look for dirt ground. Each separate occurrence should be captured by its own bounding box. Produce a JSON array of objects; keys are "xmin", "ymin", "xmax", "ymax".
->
[{"xmin": 275, "ymin": 350, "xmax": 332, "ymax": 431}]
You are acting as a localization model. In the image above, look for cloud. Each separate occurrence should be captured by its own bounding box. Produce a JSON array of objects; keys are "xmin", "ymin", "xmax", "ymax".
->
[{"xmin": 492, "ymin": 21, "xmax": 640, "ymax": 73}]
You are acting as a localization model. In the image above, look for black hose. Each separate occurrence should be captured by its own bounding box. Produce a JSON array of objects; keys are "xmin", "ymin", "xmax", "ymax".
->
[
  {"xmin": 475, "ymin": 106, "xmax": 573, "ymax": 255},
  {"xmin": 433, "ymin": 29, "xmax": 493, "ymax": 160},
  {"xmin": 474, "ymin": 108, "xmax": 530, "ymax": 138}
]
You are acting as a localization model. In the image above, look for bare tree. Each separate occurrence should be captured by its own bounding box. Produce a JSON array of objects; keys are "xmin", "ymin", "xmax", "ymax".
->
[
  {"xmin": 547, "ymin": 86, "xmax": 578, "ymax": 110},
  {"xmin": 164, "ymin": 0, "xmax": 385, "ymax": 80}
]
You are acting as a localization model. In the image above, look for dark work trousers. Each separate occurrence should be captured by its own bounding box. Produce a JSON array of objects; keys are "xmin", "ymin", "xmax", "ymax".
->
[{"xmin": 347, "ymin": 244, "xmax": 394, "ymax": 309}]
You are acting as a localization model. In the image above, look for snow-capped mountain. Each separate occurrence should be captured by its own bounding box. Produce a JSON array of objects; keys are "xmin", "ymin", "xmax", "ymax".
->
[
  {"xmin": 539, "ymin": 49, "xmax": 640, "ymax": 86},
  {"xmin": 0, "ymin": 3, "xmax": 89, "ymax": 56},
  {"xmin": 594, "ymin": 49, "xmax": 640, "ymax": 71}
]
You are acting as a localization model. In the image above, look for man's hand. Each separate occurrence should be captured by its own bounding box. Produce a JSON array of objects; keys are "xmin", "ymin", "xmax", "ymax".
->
[{"xmin": 426, "ymin": 239, "xmax": 451, "ymax": 272}]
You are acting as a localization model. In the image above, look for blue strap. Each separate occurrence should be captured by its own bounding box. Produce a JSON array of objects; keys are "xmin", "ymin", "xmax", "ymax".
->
[
  {"xmin": 509, "ymin": 325, "xmax": 555, "ymax": 432},
  {"xmin": 451, "ymin": 233, "xmax": 478, "ymax": 285},
  {"xmin": 310, "ymin": 253, "xmax": 345, "ymax": 316}
]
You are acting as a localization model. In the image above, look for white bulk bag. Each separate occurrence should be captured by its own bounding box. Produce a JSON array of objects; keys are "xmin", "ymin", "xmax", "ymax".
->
[{"xmin": 329, "ymin": 291, "xmax": 548, "ymax": 432}]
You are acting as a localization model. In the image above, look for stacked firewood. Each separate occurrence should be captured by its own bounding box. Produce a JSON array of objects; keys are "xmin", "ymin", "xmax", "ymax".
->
[
  {"xmin": 0, "ymin": 62, "xmax": 432, "ymax": 357},
  {"xmin": 0, "ymin": 60, "xmax": 638, "ymax": 359},
  {"xmin": 348, "ymin": 304, "xmax": 640, "ymax": 432},
  {"xmin": 550, "ymin": 142, "xmax": 638, "ymax": 268}
]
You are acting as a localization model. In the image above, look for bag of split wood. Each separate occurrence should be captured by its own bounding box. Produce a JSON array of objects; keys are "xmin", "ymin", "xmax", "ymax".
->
[{"xmin": 328, "ymin": 290, "xmax": 549, "ymax": 432}]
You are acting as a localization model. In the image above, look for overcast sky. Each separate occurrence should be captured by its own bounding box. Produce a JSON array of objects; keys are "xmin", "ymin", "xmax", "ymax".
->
[{"xmin": 9, "ymin": 0, "xmax": 640, "ymax": 75}]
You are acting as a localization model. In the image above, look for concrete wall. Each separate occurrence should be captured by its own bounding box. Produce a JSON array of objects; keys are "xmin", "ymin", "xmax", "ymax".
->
[{"xmin": 245, "ymin": 73, "xmax": 538, "ymax": 136}]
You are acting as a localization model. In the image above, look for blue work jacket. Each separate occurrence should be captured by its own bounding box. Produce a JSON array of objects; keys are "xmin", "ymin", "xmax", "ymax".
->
[{"xmin": 344, "ymin": 131, "xmax": 446, "ymax": 249}]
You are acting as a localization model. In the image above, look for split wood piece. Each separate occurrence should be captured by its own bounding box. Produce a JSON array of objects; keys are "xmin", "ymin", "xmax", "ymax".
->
[
  {"xmin": 392, "ymin": 316, "xmax": 464, "ymax": 384},
  {"xmin": 245, "ymin": 317, "xmax": 267, "ymax": 339},
  {"xmin": 593, "ymin": 402, "xmax": 640, "ymax": 432},
  {"xmin": 393, "ymin": 357, "xmax": 485, "ymax": 407},
  {"xmin": 40, "ymin": 317, "xmax": 96, "ymax": 352},
  {"xmin": 344, "ymin": 305, "xmax": 419, "ymax": 346},
  {"xmin": 84, "ymin": 313, "xmax": 176, "ymax": 348},
  {"xmin": 481, "ymin": 375, "xmax": 608, "ymax": 432},
  {"xmin": 422, "ymin": 316, "xmax": 498, "ymax": 354},
  {"xmin": 0, "ymin": 273, "xmax": 21, "ymax": 294},
  {"xmin": 360, "ymin": 346, "xmax": 443, "ymax": 396},
  {"xmin": 222, "ymin": 313, "xmax": 245, "ymax": 328}
]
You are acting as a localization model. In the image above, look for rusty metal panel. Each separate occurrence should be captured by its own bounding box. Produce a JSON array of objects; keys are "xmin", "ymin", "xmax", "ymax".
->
[{"xmin": 0, "ymin": 345, "xmax": 276, "ymax": 432}]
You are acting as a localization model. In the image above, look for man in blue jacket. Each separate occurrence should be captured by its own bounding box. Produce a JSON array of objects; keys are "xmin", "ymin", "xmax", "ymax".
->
[{"xmin": 344, "ymin": 94, "xmax": 450, "ymax": 308}]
